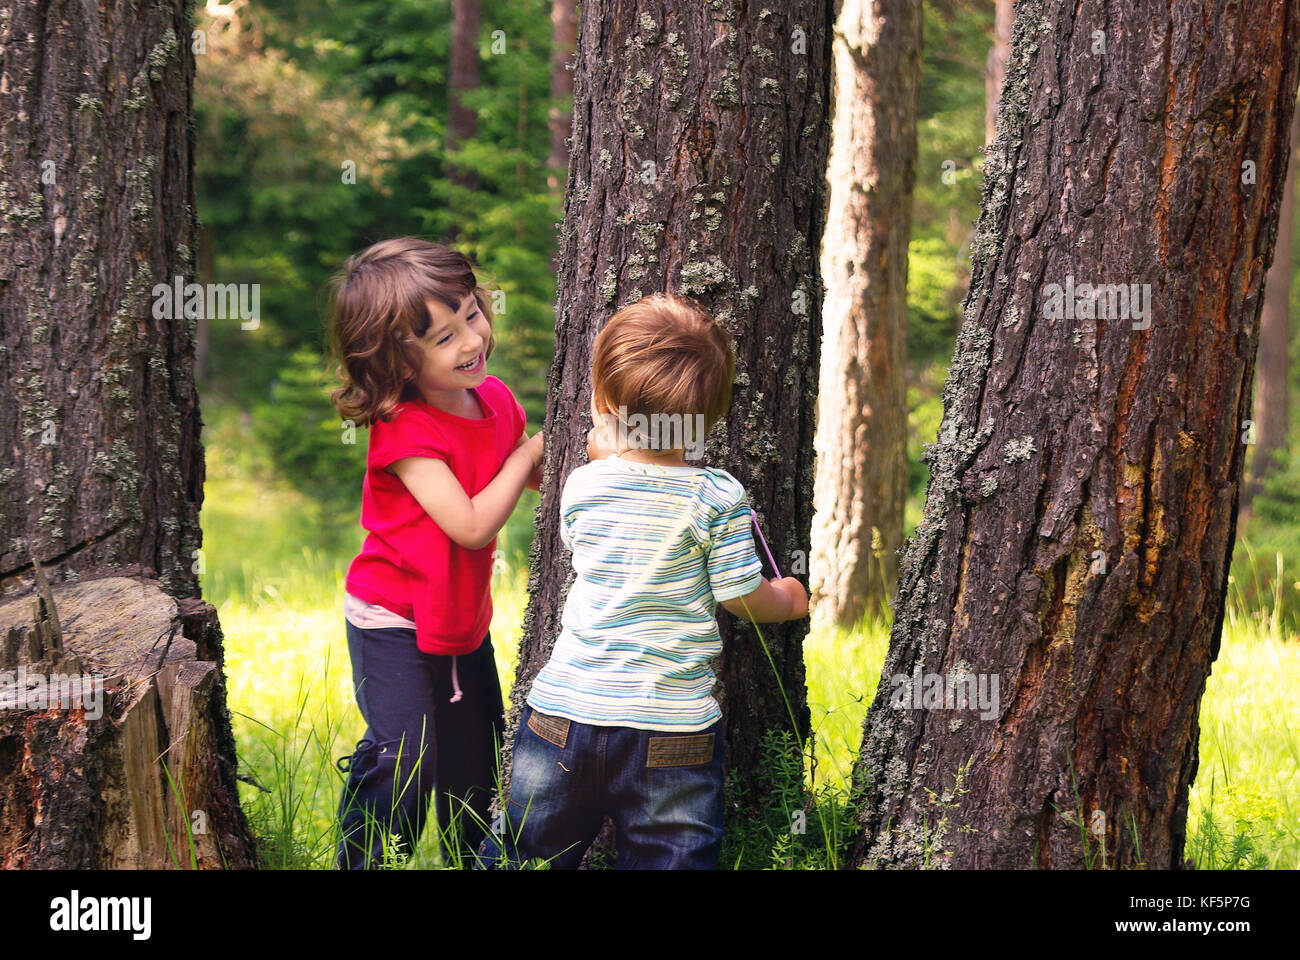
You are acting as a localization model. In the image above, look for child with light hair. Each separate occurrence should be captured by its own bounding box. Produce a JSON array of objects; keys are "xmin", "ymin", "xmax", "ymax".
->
[{"xmin": 483, "ymin": 292, "xmax": 807, "ymax": 869}]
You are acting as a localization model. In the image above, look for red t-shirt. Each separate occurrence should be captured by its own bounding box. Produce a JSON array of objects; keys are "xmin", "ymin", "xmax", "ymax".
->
[{"xmin": 345, "ymin": 375, "xmax": 527, "ymax": 655}]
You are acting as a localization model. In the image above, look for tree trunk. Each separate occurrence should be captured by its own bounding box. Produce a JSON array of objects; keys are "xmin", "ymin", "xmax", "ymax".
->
[
  {"xmin": 508, "ymin": 0, "xmax": 833, "ymax": 830},
  {"xmin": 449, "ymin": 0, "xmax": 481, "ymax": 195},
  {"xmin": 1, "ymin": 575, "xmax": 255, "ymax": 868},
  {"xmin": 548, "ymin": 0, "xmax": 579, "ymax": 193},
  {"xmin": 0, "ymin": 0, "xmax": 258, "ymax": 868},
  {"xmin": 849, "ymin": 0, "xmax": 1300, "ymax": 869},
  {"xmin": 985, "ymin": 0, "xmax": 1013, "ymax": 149},
  {"xmin": 811, "ymin": 0, "xmax": 920, "ymax": 627},
  {"xmin": 1246, "ymin": 101, "xmax": 1298, "ymax": 505}
]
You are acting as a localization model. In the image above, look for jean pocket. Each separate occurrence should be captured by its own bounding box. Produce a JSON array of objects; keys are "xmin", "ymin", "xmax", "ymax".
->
[
  {"xmin": 645, "ymin": 732, "xmax": 715, "ymax": 768},
  {"xmin": 508, "ymin": 718, "xmax": 567, "ymax": 818},
  {"xmin": 526, "ymin": 708, "xmax": 570, "ymax": 748}
]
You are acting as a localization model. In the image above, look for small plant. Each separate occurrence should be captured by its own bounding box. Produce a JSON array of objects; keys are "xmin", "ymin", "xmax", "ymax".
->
[
  {"xmin": 1187, "ymin": 811, "xmax": 1269, "ymax": 870},
  {"xmin": 720, "ymin": 727, "xmax": 861, "ymax": 870},
  {"xmin": 1051, "ymin": 745, "xmax": 1155, "ymax": 869},
  {"xmin": 1053, "ymin": 746, "xmax": 1106, "ymax": 870},
  {"xmin": 379, "ymin": 830, "xmax": 411, "ymax": 869},
  {"xmin": 1185, "ymin": 779, "xmax": 1279, "ymax": 870},
  {"xmin": 159, "ymin": 759, "xmax": 205, "ymax": 870}
]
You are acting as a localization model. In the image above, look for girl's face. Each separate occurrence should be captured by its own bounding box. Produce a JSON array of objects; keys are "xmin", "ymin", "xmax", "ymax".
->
[{"xmin": 412, "ymin": 292, "xmax": 491, "ymax": 401}]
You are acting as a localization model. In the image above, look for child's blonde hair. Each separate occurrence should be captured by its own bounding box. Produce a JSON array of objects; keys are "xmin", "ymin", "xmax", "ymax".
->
[
  {"xmin": 328, "ymin": 237, "xmax": 496, "ymax": 426},
  {"xmin": 591, "ymin": 293, "xmax": 735, "ymax": 437}
]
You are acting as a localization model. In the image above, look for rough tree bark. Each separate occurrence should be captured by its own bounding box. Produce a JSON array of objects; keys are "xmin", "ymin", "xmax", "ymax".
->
[
  {"xmin": 1246, "ymin": 101, "xmax": 1298, "ymax": 505},
  {"xmin": 0, "ymin": 0, "xmax": 258, "ymax": 867},
  {"xmin": 507, "ymin": 0, "xmax": 833, "ymax": 823},
  {"xmin": 811, "ymin": 0, "xmax": 920, "ymax": 626},
  {"xmin": 849, "ymin": 0, "xmax": 1300, "ymax": 869}
]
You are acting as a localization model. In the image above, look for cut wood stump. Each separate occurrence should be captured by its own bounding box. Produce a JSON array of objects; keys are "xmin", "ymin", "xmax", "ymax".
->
[{"xmin": 0, "ymin": 574, "xmax": 259, "ymax": 868}]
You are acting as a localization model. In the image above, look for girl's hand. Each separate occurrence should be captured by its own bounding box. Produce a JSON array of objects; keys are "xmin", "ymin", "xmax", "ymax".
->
[
  {"xmin": 515, "ymin": 429, "xmax": 544, "ymax": 490},
  {"xmin": 522, "ymin": 430, "xmax": 545, "ymax": 469}
]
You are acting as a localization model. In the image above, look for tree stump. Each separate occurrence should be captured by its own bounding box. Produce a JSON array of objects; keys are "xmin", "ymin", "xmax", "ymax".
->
[{"xmin": 0, "ymin": 574, "xmax": 259, "ymax": 868}]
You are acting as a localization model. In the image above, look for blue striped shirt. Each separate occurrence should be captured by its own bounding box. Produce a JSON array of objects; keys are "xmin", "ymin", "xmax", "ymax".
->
[{"xmin": 526, "ymin": 456, "xmax": 765, "ymax": 731}]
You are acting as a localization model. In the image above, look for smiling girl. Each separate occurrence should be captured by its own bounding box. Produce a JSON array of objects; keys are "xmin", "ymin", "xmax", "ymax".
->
[{"xmin": 327, "ymin": 237, "xmax": 543, "ymax": 868}]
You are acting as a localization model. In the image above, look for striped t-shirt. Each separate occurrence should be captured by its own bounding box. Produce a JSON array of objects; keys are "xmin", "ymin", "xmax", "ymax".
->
[{"xmin": 526, "ymin": 455, "xmax": 764, "ymax": 731}]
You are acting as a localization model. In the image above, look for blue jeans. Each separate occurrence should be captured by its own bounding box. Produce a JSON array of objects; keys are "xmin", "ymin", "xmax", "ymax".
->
[
  {"xmin": 335, "ymin": 622, "xmax": 504, "ymax": 869},
  {"xmin": 478, "ymin": 703, "xmax": 724, "ymax": 869}
]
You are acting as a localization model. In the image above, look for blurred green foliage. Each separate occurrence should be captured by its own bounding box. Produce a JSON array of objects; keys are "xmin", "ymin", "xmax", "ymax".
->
[
  {"xmin": 196, "ymin": 0, "xmax": 558, "ymax": 541},
  {"xmin": 195, "ymin": 0, "xmax": 1298, "ymax": 626},
  {"xmin": 906, "ymin": 0, "xmax": 991, "ymax": 368}
]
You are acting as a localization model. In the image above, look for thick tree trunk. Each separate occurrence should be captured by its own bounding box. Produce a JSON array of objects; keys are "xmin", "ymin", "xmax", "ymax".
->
[
  {"xmin": 448, "ymin": 0, "xmax": 481, "ymax": 194},
  {"xmin": 1, "ymin": 4, "xmax": 205, "ymax": 595},
  {"xmin": 548, "ymin": 0, "xmax": 579, "ymax": 193},
  {"xmin": 849, "ymin": 0, "xmax": 1300, "ymax": 869},
  {"xmin": 1246, "ymin": 102, "xmax": 1298, "ymax": 505},
  {"xmin": 0, "ymin": 0, "xmax": 258, "ymax": 868},
  {"xmin": 508, "ymin": 0, "xmax": 833, "ymax": 827},
  {"xmin": 811, "ymin": 0, "xmax": 920, "ymax": 627},
  {"xmin": 985, "ymin": 0, "xmax": 1013, "ymax": 149}
]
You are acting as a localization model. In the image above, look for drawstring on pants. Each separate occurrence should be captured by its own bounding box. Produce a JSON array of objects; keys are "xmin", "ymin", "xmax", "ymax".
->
[{"xmin": 450, "ymin": 654, "xmax": 463, "ymax": 703}]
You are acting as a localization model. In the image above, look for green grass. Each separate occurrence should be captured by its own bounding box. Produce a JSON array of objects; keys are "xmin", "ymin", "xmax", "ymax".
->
[
  {"xmin": 201, "ymin": 408, "xmax": 1300, "ymax": 869},
  {"xmin": 1186, "ymin": 585, "xmax": 1300, "ymax": 869}
]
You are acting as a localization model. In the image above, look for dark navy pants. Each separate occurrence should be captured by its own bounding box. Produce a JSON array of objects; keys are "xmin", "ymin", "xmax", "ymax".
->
[{"xmin": 335, "ymin": 621, "xmax": 505, "ymax": 869}]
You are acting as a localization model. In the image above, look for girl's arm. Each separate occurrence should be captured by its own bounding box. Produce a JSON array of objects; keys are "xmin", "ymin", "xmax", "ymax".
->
[{"xmin": 390, "ymin": 431, "xmax": 544, "ymax": 550}]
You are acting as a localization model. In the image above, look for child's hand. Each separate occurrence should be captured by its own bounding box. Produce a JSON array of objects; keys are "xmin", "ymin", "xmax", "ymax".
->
[
  {"xmin": 719, "ymin": 576, "xmax": 809, "ymax": 623},
  {"xmin": 774, "ymin": 577, "xmax": 809, "ymax": 619},
  {"xmin": 522, "ymin": 430, "xmax": 545, "ymax": 468}
]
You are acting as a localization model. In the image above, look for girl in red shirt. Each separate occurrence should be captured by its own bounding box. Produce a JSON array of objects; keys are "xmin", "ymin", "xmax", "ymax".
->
[{"xmin": 327, "ymin": 237, "xmax": 543, "ymax": 869}]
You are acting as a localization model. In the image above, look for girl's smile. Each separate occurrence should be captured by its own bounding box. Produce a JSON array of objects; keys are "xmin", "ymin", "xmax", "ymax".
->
[
  {"xmin": 454, "ymin": 352, "xmax": 485, "ymax": 375},
  {"xmin": 414, "ymin": 293, "xmax": 491, "ymax": 413}
]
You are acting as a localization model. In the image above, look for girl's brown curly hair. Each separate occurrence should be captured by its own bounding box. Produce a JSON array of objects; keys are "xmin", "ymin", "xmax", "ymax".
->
[{"xmin": 328, "ymin": 237, "xmax": 496, "ymax": 426}]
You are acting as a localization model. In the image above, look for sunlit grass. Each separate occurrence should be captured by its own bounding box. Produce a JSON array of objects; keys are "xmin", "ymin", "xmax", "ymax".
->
[
  {"xmin": 1187, "ymin": 595, "xmax": 1300, "ymax": 869},
  {"xmin": 802, "ymin": 616, "xmax": 889, "ymax": 792}
]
